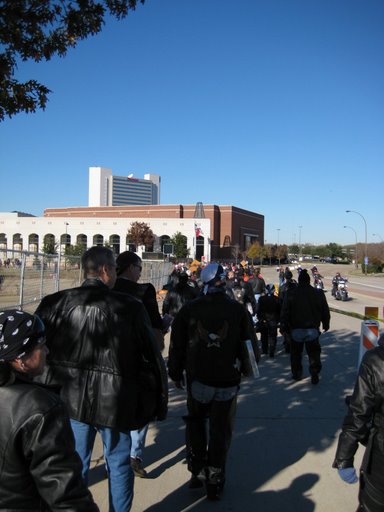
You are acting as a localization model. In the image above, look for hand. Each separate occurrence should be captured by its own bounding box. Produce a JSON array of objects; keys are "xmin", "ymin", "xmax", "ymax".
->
[
  {"xmin": 173, "ymin": 377, "xmax": 185, "ymax": 389},
  {"xmin": 338, "ymin": 467, "xmax": 358, "ymax": 484}
]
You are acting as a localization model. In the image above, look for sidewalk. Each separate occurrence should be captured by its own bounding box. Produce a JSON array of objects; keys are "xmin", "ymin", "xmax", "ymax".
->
[{"xmin": 88, "ymin": 311, "xmax": 366, "ymax": 512}]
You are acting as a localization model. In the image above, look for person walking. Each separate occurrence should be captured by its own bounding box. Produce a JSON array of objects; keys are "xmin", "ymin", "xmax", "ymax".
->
[
  {"xmin": 35, "ymin": 246, "xmax": 168, "ymax": 511},
  {"xmin": 114, "ymin": 250, "xmax": 166, "ymax": 479},
  {"xmin": 162, "ymin": 271, "xmax": 199, "ymax": 319},
  {"xmin": 168, "ymin": 262, "xmax": 257, "ymax": 500},
  {"xmin": 278, "ymin": 270, "xmax": 298, "ymax": 353},
  {"xmin": 0, "ymin": 309, "xmax": 98, "ymax": 511},
  {"xmin": 280, "ymin": 268, "xmax": 330, "ymax": 384},
  {"xmin": 333, "ymin": 333, "xmax": 384, "ymax": 511},
  {"xmin": 257, "ymin": 283, "xmax": 280, "ymax": 357}
]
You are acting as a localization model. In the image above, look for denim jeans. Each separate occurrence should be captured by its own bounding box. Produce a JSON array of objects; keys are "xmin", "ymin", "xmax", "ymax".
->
[
  {"xmin": 70, "ymin": 419, "xmax": 134, "ymax": 512},
  {"xmin": 130, "ymin": 424, "xmax": 149, "ymax": 460}
]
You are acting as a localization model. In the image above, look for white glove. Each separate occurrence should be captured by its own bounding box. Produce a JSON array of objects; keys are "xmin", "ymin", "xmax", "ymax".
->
[{"xmin": 338, "ymin": 467, "xmax": 358, "ymax": 484}]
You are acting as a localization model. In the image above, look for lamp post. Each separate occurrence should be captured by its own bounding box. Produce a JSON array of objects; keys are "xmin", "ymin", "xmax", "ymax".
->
[
  {"xmin": 373, "ymin": 233, "xmax": 384, "ymax": 242},
  {"xmin": 343, "ymin": 225, "xmax": 358, "ymax": 269},
  {"xmin": 298, "ymin": 225, "xmax": 303, "ymax": 261},
  {"xmin": 276, "ymin": 229, "xmax": 281, "ymax": 265},
  {"xmin": 346, "ymin": 210, "xmax": 367, "ymax": 276},
  {"xmin": 64, "ymin": 222, "xmax": 69, "ymax": 269}
]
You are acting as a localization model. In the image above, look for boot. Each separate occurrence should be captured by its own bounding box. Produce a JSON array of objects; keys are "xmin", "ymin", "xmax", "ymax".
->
[{"xmin": 205, "ymin": 466, "xmax": 225, "ymax": 501}]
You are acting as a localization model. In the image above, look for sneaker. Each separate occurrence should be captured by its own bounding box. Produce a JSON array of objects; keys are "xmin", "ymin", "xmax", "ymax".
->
[
  {"xmin": 311, "ymin": 374, "xmax": 319, "ymax": 385},
  {"xmin": 130, "ymin": 457, "xmax": 147, "ymax": 478}
]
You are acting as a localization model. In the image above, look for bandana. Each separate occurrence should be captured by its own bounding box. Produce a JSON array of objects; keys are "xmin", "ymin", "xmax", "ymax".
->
[{"xmin": 0, "ymin": 311, "xmax": 45, "ymax": 362}]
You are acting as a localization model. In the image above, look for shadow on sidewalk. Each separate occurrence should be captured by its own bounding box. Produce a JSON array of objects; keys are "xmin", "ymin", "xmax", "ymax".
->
[{"xmin": 136, "ymin": 324, "xmax": 360, "ymax": 511}]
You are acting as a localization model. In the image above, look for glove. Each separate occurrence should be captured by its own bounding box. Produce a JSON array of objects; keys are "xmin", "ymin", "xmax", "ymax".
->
[{"xmin": 338, "ymin": 467, "xmax": 358, "ymax": 484}]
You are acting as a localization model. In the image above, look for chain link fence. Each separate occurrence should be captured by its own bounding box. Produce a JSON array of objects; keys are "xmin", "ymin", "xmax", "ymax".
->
[{"xmin": 0, "ymin": 249, "xmax": 173, "ymax": 314}]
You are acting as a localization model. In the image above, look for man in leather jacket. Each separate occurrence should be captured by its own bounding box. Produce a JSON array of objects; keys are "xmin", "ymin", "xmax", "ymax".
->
[
  {"xmin": 333, "ymin": 334, "xmax": 384, "ymax": 511},
  {"xmin": 114, "ymin": 250, "xmax": 167, "ymax": 479},
  {"xmin": 0, "ymin": 309, "xmax": 98, "ymax": 511},
  {"xmin": 168, "ymin": 263, "xmax": 257, "ymax": 501},
  {"xmin": 280, "ymin": 269, "xmax": 330, "ymax": 384},
  {"xmin": 35, "ymin": 246, "xmax": 168, "ymax": 512}
]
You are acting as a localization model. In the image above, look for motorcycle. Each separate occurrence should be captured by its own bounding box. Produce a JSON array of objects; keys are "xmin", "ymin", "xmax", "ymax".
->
[
  {"xmin": 332, "ymin": 279, "xmax": 349, "ymax": 301},
  {"xmin": 313, "ymin": 274, "xmax": 324, "ymax": 290}
]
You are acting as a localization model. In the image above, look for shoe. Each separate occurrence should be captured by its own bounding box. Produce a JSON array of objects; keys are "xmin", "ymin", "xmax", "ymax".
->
[
  {"xmin": 206, "ymin": 482, "xmax": 223, "ymax": 500},
  {"xmin": 205, "ymin": 467, "xmax": 225, "ymax": 501},
  {"xmin": 311, "ymin": 374, "xmax": 319, "ymax": 385},
  {"xmin": 130, "ymin": 457, "xmax": 147, "ymax": 478},
  {"xmin": 292, "ymin": 373, "xmax": 302, "ymax": 381},
  {"xmin": 269, "ymin": 351, "xmax": 275, "ymax": 358}
]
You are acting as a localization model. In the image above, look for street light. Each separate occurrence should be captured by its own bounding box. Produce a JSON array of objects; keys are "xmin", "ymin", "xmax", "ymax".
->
[
  {"xmin": 373, "ymin": 233, "xmax": 384, "ymax": 242},
  {"xmin": 343, "ymin": 225, "xmax": 358, "ymax": 269},
  {"xmin": 64, "ymin": 222, "xmax": 69, "ymax": 269},
  {"xmin": 346, "ymin": 210, "xmax": 368, "ymax": 276},
  {"xmin": 276, "ymin": 229, "xmax": 281, "ymax": 265},
  {"xmin": 298, "ymin": 225, "xmax": 303, "ymax": 260}
]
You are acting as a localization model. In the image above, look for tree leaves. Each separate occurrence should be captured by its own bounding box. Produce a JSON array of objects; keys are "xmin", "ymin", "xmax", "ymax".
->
[{"xmin": 0, "ymin": 0, "xmax": 144, "ymax": 121}]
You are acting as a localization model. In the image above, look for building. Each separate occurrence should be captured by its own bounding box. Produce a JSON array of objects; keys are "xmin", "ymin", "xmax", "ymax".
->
[
  {"xmin": 88, "ymin": 167, "xmax": 160, "ymax": 207},
  {"xmin": 0, "ymin": 204, "xmax": 264, "ymax": 262}
]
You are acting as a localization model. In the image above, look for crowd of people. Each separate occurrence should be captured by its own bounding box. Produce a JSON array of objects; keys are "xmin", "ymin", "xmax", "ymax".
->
[{"xmin": 0, "ymin": 251, "xmax": 381, "ymax": 511}]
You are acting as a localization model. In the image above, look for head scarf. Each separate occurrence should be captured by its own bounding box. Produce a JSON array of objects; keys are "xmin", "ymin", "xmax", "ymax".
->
[{"xmin": 0, "ymin": 310, "xmax": 45, "ymax": 362}]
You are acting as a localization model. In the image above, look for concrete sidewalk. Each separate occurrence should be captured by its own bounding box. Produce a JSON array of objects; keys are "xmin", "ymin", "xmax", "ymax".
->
[{"xmin": 88, "ymin": 311, "xmax": 367, "ymax": 512}]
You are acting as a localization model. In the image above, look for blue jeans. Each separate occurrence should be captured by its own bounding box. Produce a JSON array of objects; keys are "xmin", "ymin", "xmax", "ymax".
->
[
  {"xmin": 130, "ymin": 424, "xmax": 149, "ymax": 460},
  {"xmin": 70, "ymin": 419, "xmax": 134, "ymax": 512}
]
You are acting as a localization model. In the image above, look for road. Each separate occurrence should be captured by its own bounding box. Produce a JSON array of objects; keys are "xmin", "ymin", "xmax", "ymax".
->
[{"xmin": 260, "ymin": 262, "xmax": 384, "ymax": 320}]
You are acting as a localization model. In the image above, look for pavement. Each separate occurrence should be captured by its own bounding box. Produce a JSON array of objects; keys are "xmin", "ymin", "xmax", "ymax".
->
[{"xmin": 87, "ymin": 307, "xmax": 374, "ymax": 512}]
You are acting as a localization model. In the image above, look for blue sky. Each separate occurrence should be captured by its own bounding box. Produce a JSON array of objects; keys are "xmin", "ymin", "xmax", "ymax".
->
[{"xmin": 1, "ymin": 0, "xmax": 383, "ymax": 246}]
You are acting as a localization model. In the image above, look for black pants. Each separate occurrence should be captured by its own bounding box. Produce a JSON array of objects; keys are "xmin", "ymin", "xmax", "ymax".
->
[
  {"xmin": 260, "ymin": 321, "xmax": 278, "ymax": 355},
  {"xmin": 184, "ymin": 388, "xmax": 237, "ymax": 476},
  {"xmin": 290, "ymin": 338, "xmax": 322, "ymax": 378}
]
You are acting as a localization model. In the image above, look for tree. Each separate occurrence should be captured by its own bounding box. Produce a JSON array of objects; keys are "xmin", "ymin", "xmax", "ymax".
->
[
  {"xmin": 127, "ymin": 221, "xmax": 154, "ymax": 250},
  {"xmin": 64, "ymin": 242, "xmax": 85, "ymax": 257},
  {"xmin": 170, "ymin": 231, "xmax": 189, "ymax": 258},
  {"xmin": 42, "ymin": 235, "xmax": 57, "ymax": 254},
  {"xmin": 0, "ymin": 0, "xmax": 144, "ymax": 121},
  {"xmin": 64, "ymin": 242, "xmax": 85, "ymax": 267},
  {"xmin": 246, "ymin": 241, "xmax": 264, "ymax": 264}
]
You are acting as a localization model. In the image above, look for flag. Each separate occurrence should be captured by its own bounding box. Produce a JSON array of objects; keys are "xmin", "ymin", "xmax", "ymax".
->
[{"xmin": 195, "ymin": 223, "xmax": 202, "ymax": 237}]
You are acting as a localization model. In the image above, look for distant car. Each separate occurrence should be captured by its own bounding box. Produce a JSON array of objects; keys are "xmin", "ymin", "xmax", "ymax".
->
[{"xmin": 320, "ymin": 257, "xmax": 337, "ymax": 263}]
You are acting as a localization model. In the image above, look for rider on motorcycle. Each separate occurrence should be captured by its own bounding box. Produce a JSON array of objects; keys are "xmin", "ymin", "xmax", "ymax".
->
[
  {"xmin": 311, "ymin": 266, "xmax": 323, "ymax": 278},
  {"xmin": 332, "ymin": 272, "xmax": 347, "ymax": 296}
]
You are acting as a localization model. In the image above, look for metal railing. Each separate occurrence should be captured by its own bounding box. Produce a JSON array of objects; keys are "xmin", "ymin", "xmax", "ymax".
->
[{"xmin": 0, "ymin": 249, "xmax": 173, "ymax": 313}]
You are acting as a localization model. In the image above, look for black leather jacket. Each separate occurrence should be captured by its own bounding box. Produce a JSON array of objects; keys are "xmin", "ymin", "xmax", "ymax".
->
[
  {"xmin": 0, "ymin": 368, "xmax": 97, "ymax": 511},
  {"xmin": 280, "ymin": 283, "xmax": 330, "ymax": 332},
  {"xmin": 168, "ymin": 289, "xmax": 255, "ymax": 387},
  {"xmin": 333, "ymin": 345, "xmax": 384, "ymax": 469},
  {"xmin": 35, "ymin": 278, "xmax": 168, "ymax": 431}
]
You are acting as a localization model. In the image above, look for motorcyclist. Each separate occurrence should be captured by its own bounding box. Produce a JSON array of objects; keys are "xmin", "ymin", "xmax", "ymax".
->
[
  {"xmin": 311, "ymin": 266, "xmax": 324, "ymax": 289},
  {"xmin": 332, "ymin": 272, "xmax": 346, "ymax": 296}
]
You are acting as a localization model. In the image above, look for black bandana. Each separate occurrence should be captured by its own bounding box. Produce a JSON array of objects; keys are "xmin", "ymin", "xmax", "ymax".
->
[{"xmin": 0, "ymin": 310, "xmax": 45, "ymax": 362}]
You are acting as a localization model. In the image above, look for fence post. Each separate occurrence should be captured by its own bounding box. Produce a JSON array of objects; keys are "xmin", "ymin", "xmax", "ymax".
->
[
  {"xmin": 40, "ymin": 256, "xmax": 45, "ymax": 301},
  {"xmin": 56, "ymin": 252, "xmax": 61, "ymax": 292},
  {"xmin": 19, "ymin": 252, "xmax": 27, "ymax": 310}
]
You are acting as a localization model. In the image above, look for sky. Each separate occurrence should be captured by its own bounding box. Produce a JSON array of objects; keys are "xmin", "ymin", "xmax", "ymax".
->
[{"xmin": 1, "ymin": 0, "xmax": 383, "ymax": 246}]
